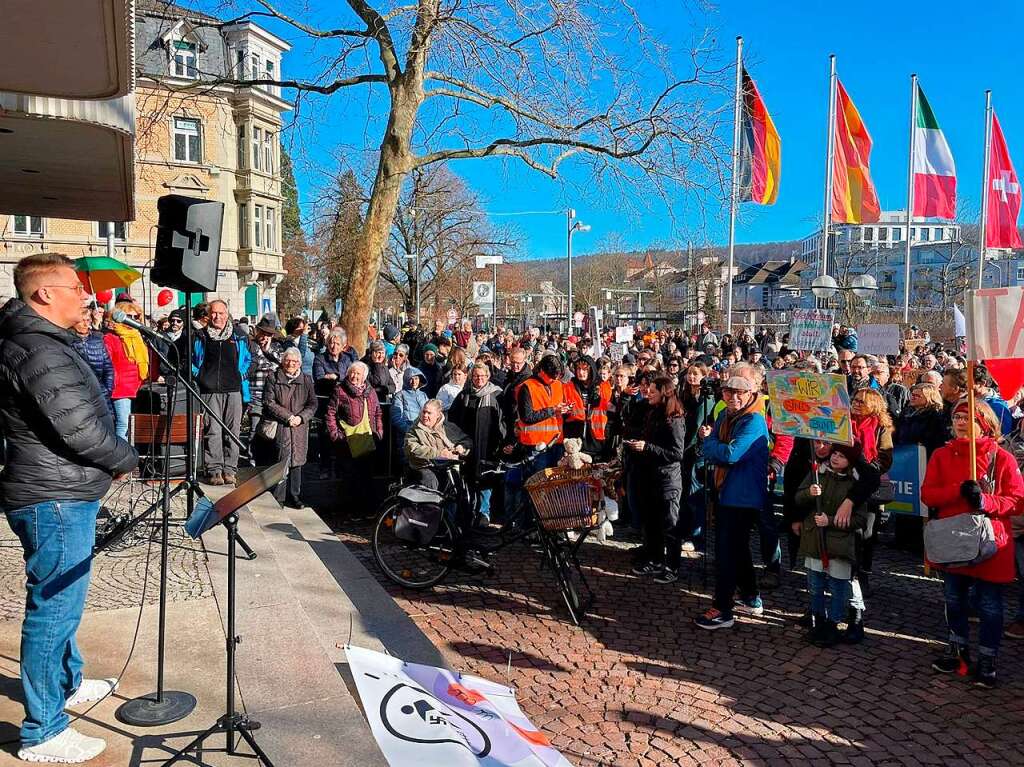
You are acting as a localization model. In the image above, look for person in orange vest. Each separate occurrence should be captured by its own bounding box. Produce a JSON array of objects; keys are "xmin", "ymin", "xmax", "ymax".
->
[{"xmin": 563, "ymin": 356, "xmax": 609, "ymax": 460}]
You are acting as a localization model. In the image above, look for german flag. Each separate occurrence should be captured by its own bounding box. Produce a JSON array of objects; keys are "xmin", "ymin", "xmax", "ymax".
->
[
  {"xmin": 832, "ymin": 79, "xmax": 880, "ymax": 224},
  {"xmin": 738, "ymin": 68, "xmax": 781, "ymax": 205}
]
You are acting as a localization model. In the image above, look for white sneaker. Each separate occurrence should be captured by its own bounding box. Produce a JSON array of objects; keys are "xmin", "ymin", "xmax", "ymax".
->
[
  {"xmin": 65, "ymin": 678, "xmax": 118, "ymax": 708},
  {"xmin": 17, "ymin": 727, "xmax": 106, "ymax": 763}
]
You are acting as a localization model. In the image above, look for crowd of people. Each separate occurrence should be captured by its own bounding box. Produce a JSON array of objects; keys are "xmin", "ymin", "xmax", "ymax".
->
[{"xmin": 51, "ymin": 289, "xmax": 1024, "ymax": 691}]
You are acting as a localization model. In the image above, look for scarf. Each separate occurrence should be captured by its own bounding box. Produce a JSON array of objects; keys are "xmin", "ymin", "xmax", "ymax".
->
[
  {"xmin": 111, "ymin": 323, "xmax": 150, "ymax": 379},
  {"xmin": 713, "ymin": 395, "xmax": 764, "ymax": 491},
  {"xmin": 206, "ymin": 322, "xmax": 233, "ymax": 342},
  {"xmin": 852, "ymin": 415, "xmax": 880, "ymax": 463}
]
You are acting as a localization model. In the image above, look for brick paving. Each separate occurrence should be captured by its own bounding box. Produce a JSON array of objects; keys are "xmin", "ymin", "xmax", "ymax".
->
[
  {"xmin": 0, "ymin": 479, "xmax": 212, "ymax": 621},
  {"xmin": 324, "ymin": 494, "xmax": 1024, "ymax": 766}
]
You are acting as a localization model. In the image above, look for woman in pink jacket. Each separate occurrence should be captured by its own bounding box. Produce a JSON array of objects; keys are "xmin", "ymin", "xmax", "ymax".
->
[{"xmin": 921, "ymin": 398, "xmax": 1024, "ymax": 688}]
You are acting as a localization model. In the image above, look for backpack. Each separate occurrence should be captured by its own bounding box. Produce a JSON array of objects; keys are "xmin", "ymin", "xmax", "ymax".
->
[{"xmin": 923, "ymin": 453, "xmax": 999, "ymax": 568}]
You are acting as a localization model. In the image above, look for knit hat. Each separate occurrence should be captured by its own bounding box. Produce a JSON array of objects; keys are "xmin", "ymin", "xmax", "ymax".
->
[
  {"xmin": 422, "ymin": 343, "xmax": 439, "ymax": 355},
  {"xmin": 383, "ymin": 324, "xmax": 399, "ymax": 342},
  {"xmin": 830, "ymin": 442, "xmax": 862, "ymax": 465}
]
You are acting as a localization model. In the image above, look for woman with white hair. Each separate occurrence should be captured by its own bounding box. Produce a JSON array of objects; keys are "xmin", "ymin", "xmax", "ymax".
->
[
  {"xmin": 327, "ymin": 360, "xmax": 384, "ymax": 513},
  {"xmin": 260, "ymin": 346, "xmax": 316, "ymax": 508},
  {"xmin": 313, "ymin": 328, "xmax": 357, "ymax": 475}
]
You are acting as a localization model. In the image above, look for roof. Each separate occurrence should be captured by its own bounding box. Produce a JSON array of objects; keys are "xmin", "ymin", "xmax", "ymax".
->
[
  {"xmin": 136, "ymin": 0, "xmax": 221, "ymax": 23},
  {"xmin": 732, "ymin": 259, "xmax": 808, "ymax": 287}
]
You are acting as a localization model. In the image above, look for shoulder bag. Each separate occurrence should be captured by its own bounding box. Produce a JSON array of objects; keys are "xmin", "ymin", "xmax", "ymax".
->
[
  {"xmin": 923, "ymin": 453, "xmax": 999, "ymax": 568},
  {"xmin": 340, "ymin": 399, "xmax": 376, "ymax": 459}
]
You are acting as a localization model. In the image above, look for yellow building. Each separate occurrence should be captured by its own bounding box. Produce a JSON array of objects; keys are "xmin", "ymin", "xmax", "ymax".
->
[{"xmin": 0, "ymin": 0, "xmax": 291, "ymax": 318}]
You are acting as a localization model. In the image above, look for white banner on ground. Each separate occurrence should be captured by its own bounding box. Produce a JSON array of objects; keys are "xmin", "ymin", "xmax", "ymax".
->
[
  {"xmin": 789, "ymin": 308, "xmax": 836, "ymax": 352},
  {"xmin": 614, "ymin": 326, "xmax": 632, "ymax": 343},
  {"xmin": 856, "ymin": 323, "xmax": 900, "ymax": 355},
  {"xmin": 965, "ymin": 287, "xmax": 1024, "ymax": 360},
  {"xmin": 345, "ymin": 645, "xmax": 572, "ymax": 767}
]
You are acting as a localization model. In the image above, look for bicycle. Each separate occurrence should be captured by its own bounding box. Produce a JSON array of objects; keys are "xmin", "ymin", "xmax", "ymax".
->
[{"xmin": 371, "ymin": 452, "xmax": 599, "ymax": 624}]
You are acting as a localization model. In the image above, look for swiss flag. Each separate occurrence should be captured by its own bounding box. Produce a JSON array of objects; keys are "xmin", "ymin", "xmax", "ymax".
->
[{"xmin": 986, "ymin": 112, "xmax": 1023, "ymax": 249}]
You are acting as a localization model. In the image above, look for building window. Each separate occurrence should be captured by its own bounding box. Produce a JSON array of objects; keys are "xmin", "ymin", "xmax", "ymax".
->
[
  {"xmin": 171, "ymin": 40, "xmax": 198, "ymax": 79},
  {"xmin": 251, "ymin": 126, "xmax": 261, "ymax": 171},
  {"xmin": 12, "ymin": 215, "xmax": 43, "ymax": 236},
  {"xmin": 933, "ymin": 227, "xmax": 943, "ymax": 240},
  {"xmin": 236, "ymin": 124, "xmax": 246, "ymax": 169},
  {"xmin": 97, "ymin": 221, "xmax": 127, "ymax": 240},
  {"xmin": 253, "ymin": 205, "xmax": 263, "ymax": 248},
  {"xmin": 921, "ymin": 228, "xmax": 930, "ymax": 242},
  {"xmin": 266, "ymin": 207, "xmax": 276, "ymax": 251},
  {"xmin": 236, "ymin": 49, "xmax": 246, "ymax": 77},
  {"xmin": 238, "ymin": 204, "xmax": 248, "ymax": 248},
  {"xmin": 892, "ymin": 227, "xmax": 902, "ymax": 242},
  {"xmin": 250, "ymin": 52, "xmax": 260, "ymax": 81},
  {"xmin": 878, "ymin": 227, "xmax": 888, "ymax": 241},
  {"xmin": 864, "ymin": 227, "xmax": 874, "ymax": 241},
  {"xmin": 263, "ymin": 131, "xmax": 274, "ymax": 174},
  {"xmin": 173, "ymin": 117, "xmax": 201, "ymax": 163},
  {"xmin": 1017, "ymin": 266, "xmax": 1024, "ymax": 282}
]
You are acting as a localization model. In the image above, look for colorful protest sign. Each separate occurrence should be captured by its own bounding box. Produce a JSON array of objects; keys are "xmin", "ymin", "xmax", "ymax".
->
[
  {"xmin": 965, "ymin": 286, "xmax": 1024, "ymax": 359},
  {"xmin": 767, "ymin": 370, "xmax": 852, "ymax": 445},
  {"xmin": 886, "ymin": 444, "xmax": 928, "ymax": 517},
  {"xmin": 345, "ymin": 645, "xmax": 572, "ymax": 767},
  {"xmin": 789, "ymin": 308, "xmax": 836, "ymax": 352},
  {"xmin": 857, "ymin": 323, "xmax": 900, "ymax": 355}
]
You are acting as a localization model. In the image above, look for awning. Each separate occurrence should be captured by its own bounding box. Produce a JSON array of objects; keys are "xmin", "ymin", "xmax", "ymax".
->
[
  {"xmin": 1, "ymin": 0, "xmax": 135, "ymax": 99},
  {"xmin": 0, "ymin": 92, "xmax": 135, "ymax": 221}
]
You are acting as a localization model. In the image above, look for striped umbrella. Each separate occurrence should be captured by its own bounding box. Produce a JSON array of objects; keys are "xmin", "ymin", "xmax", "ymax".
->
[{"xmin": 74, "ymin": 256, "xmax": 142, "ymax": 294}]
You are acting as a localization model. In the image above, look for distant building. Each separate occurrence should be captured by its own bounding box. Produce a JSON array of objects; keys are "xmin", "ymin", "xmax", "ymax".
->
[
  {"xmin": 0, "ymin": 0, "xmax": 291, "ymax": 318},
  {"xmin": 800, "ymin": 211, "xmax": 962, "ymax": 265},
  {"xmin": 731, "ymin": 259, "xmax": 808, "ymax": 313}
]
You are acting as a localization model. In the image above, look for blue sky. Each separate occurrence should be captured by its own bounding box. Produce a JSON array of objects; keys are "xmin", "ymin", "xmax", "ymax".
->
[{"xmin": 230, "ymin": 1, "xmax": 1024, "ymax": 260}]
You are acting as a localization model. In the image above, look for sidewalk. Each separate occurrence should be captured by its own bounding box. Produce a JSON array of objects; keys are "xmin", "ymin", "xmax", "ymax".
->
[{"xmin": 0, "ymin": 478, "xmax": 439, "ymax": 765}]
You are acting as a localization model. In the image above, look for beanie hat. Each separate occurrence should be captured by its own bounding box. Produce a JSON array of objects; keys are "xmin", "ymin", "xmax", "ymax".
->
[
  {"xmin": 831, "ymin": 442, "xmax": 862, "ymax": 464},
  {"xmin": 422, "ymin": 343, "xmax": 439, "ymax": 355}
]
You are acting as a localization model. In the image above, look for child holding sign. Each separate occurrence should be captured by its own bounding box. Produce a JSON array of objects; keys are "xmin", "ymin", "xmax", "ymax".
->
[{"xmin": 794, "ymin": 443, "xmax": 869, "ymax": 647}]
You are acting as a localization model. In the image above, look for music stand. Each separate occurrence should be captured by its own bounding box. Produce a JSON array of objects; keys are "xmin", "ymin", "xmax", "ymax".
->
[{"xmin": 165, "ymin": 460, "xmax": 287, "ymax": 767}]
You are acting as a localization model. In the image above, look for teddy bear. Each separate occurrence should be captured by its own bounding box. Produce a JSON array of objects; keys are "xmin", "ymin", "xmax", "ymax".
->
[{"xmin": 558, "ymin": 438, "xmax": 593, "ymax": 471}]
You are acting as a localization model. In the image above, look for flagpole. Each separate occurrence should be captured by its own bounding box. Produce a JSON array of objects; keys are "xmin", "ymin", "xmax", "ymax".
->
[
  {"xmin": 725, "ymin": 36, "xmax": 743, "ymax": 336},
  {"xmin": 977, "ymin": 90, "xmax": 992, "ymax": 289},
  {"xmin": 902, "ymin": 75, "xmax": 918, "ymax": 324},
  {"xmin": 820, "ymin": 55, "xmax": 838, "ymax": 290}
]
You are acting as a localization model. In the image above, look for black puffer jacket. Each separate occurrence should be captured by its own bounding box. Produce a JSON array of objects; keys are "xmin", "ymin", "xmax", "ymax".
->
[{"xmin": 0, "ymin": 300, "xmax": 138, "ymax": 507}]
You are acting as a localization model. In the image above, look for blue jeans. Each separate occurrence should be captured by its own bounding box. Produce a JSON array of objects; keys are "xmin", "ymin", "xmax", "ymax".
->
[
  {"xmin": 943, "ymin": 572, "xmax": 1004, "ymax": 656},
  {"xmin": 112, "ymin": 398, "xmax": 131, "ymax": 440},
  {"xmin": 5, "ymin": 500, "xmax": 99, "ymax": 746},
  {"xmin": 807, "ymin": 570, "xmax": 851, "ymax": 621}
]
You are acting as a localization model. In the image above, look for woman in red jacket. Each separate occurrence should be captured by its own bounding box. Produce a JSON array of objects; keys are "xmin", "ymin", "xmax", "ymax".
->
[
  {"xmin": 921, "ymin": 399, "xmax": 1024, "ymax": 688},
  {"xmin": 103, "ymin": 299, "xmax": 148, "ymax": 441}
]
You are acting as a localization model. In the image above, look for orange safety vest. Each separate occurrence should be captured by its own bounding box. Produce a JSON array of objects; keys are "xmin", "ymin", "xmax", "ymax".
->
[
  {"xmin": 591, "ymin": 381, "xmax": 612, "ymax": 441},
  {"xmin": 516, "ymin": 377, "xmax": 565, "ymax": 445},
  {"xmin": 563, "ymin": 382, "xmax": 586, "ymax": 423}
]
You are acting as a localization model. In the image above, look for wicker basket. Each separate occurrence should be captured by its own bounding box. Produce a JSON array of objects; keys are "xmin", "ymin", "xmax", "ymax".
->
[{"xmin": 524, "ymin": 466, "xmax": 603, "ymax": 532}]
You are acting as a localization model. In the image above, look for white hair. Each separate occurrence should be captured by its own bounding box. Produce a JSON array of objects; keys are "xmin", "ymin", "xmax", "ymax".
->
[
  {"xmin": 281, "ymin": 347, "xmax": 302, "ymax": 362},
  {"xmin": 347, "ymin": 360, "xmax": 369, "ymax": 379}
]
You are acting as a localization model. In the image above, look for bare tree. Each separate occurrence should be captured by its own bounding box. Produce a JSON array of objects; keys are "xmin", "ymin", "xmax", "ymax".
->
[{"xmin": 187, "ymin": 0, "xmax": 728, "ymax": 350}]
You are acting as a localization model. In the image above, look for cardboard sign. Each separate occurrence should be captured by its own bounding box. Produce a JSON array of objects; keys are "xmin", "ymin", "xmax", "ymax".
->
[
  {"xmin": 789, "ymin": 308, "xmax": 836, "ymax": 352},
  {"xmin": 345, "ymin": 645, "xmax": 572, "ymax": 767},
  {"xmin": 610, "ymin": 343, "xmax": 626, "ymax": 363},
  {"xmin": 965, "ymin": 286, "xmax": 1024, "ymax": 360},
  {"xmin": 767, "ymin": 370, "xmax": 852, "ymax": 445},
  {"xmin": 614, "ymin": 326, "xmax": 633, "ymax": 344},
  {"xmin": 886, "ymin": 444, "xmax": 928, "ymax": 517},
  {"xmin": 857, "ymin": 324, "xmax": 900, "ymax": 355},
  {"xmin": 903, "ymin": 338, "xmax": 927, "ymax": 355}
]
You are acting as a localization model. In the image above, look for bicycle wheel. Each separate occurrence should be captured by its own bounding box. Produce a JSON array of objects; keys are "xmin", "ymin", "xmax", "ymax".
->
[
  {"xmin": 551, "ymin": 540, "xmax": 584, "ymax": 624},
  {"xmin": 372, "ymin": 498, "xmax": 456, "ymax": 589}
]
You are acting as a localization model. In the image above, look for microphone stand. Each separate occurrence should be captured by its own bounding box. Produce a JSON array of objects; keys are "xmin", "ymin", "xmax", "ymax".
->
[{"xmin": 105, "ymin": 307, "xmax": 256, "ymax": 727}]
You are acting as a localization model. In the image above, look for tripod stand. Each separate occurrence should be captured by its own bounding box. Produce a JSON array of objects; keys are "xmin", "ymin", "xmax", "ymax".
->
[{"xmin": 165, "ymin": 461, "xmax": 286, "ymax": 766}]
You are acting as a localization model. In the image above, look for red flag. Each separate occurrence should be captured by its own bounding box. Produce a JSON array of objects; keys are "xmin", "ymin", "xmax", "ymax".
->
[{"xmin": 986, "ymin": 112, "xmax": 1023, "ymax": 249}]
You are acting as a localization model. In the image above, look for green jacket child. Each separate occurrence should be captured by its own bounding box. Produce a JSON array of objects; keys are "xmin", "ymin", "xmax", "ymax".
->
[{"xmin": 795, "ymin": 443, "xmax": 870, "ymax": 568}]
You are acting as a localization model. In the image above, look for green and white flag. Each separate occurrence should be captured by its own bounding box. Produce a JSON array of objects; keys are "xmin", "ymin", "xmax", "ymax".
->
[{"xmin": 912, "ymin": 85, "xmax": 956, "ymax": 219}]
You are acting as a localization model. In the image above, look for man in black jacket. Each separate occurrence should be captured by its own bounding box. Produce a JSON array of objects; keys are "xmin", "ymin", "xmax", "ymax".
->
[{"xmin": 0, "ymin": 254, "xmax": 138, "ymax": 763}]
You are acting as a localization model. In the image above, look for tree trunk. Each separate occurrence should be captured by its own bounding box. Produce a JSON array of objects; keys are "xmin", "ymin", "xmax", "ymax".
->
[{"xmin": 341, "ymin": 83, "xmax": 422, "ymax": 354}]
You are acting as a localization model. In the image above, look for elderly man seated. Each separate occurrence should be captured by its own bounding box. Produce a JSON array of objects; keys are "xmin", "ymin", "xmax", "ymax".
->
[{"xmin": 404, "ymin": 399, "xmax": 473, "ymax": 491}]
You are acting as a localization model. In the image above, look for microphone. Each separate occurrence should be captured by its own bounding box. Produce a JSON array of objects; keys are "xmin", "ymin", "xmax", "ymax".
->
[{"xmin": 111, "ymin": 309, "xmax": 169, "ymax": 342}]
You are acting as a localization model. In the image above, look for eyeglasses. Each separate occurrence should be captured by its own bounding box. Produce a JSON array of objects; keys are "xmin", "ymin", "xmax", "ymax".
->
[
  {"xmin": 721, "ymin": 388, "xmax": 747, "ymax": 398},
  {"xmin": 170, "ymin": 318, "xmax": 184, "ymax": 324},
  {"xmin": 43, "ymin": 284, "xmax": 86, "ymax": 294}
]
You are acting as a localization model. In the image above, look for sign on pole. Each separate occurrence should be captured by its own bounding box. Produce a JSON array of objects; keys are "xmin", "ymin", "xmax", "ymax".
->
[
  {"xmin": 856, "ymin": 323, "xmax": 900, "ymax": 355},
  {"xmin": 475, "ymin": 255, "xmax": 503, "ymax": 268},
  {"xmin": 965, "ymin": 286, "xmax": 1024, "ymax": 359},
  {"xmin": 789, "ymin": 308, "xmax": 836, "ymax": 352},
  {"xmin": 614, "ymin": 326, "xmax": 633, "ymax": 344},
  {"xmin": 345, "ymin": 645, "xmax": 572, "ymax": 767},
  {"xmin": 766, "ymin": 370, "xmax": 853, "ymax": 445},
  {"xmin": 473, "ymin": 281, "xmax": 494, "ymax": 311},
  {"xmin": 260, "ymin": 297, "xmax": 272, "ymax": 316}
]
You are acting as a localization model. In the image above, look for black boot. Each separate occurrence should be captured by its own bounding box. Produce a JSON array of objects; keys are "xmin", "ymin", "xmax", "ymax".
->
[
  {"xmin": 796, "ymin": 610, "xmax": 814, "ymax": 629},
  {"xmin": 813, "ymin": 620, "xmax": 841, "ymax": 648},
  {"xmin": 932, "ymin": 643, "xmax": 971, "ymax": 675},
  {"xmin": 842, "ymin": 607, "xmax": 865, "ymax": 644},
  {"xmin": 803, "ymin": 614, "xmax": 826, "ymax": 644},
  {"xmin": 974, "ymin": 655, "xmax": 997, "ymax": 688}
]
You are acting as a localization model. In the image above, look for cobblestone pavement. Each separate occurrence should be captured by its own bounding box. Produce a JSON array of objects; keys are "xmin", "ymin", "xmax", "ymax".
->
[
  {"xmin": 0, "ymin": 479, "xmax": 212, "ymax": 621},
  {"xmin": 329, "ymin": 502, "xmax": 1024, "ymax": 767}
]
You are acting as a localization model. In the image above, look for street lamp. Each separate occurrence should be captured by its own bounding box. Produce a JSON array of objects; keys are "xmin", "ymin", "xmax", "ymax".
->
[
  {"xmin": 566, "ymin": 209, "xmax": 590, "ymax": 332},
  {"xmin": 405, "ymin": 252, "xmax": 420, "ymax": 324},
  {"xmin": 810, "ymin": 273, "xmax": 877, "ymax": 304}
]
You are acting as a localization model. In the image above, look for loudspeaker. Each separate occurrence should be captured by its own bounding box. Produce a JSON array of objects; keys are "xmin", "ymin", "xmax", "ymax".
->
[{"xmin": 152, "ymin": 194, "xmax": 224, "ymax": 293}]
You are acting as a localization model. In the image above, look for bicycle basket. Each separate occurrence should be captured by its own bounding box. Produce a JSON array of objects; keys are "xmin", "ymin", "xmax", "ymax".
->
[
  {"xmin": 393, "ymin": 502, "xmax": 443, "ymax": 546},
  {"xmin": 524, "ymin": 467, "xmax": 602, "ymax": 532}
]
